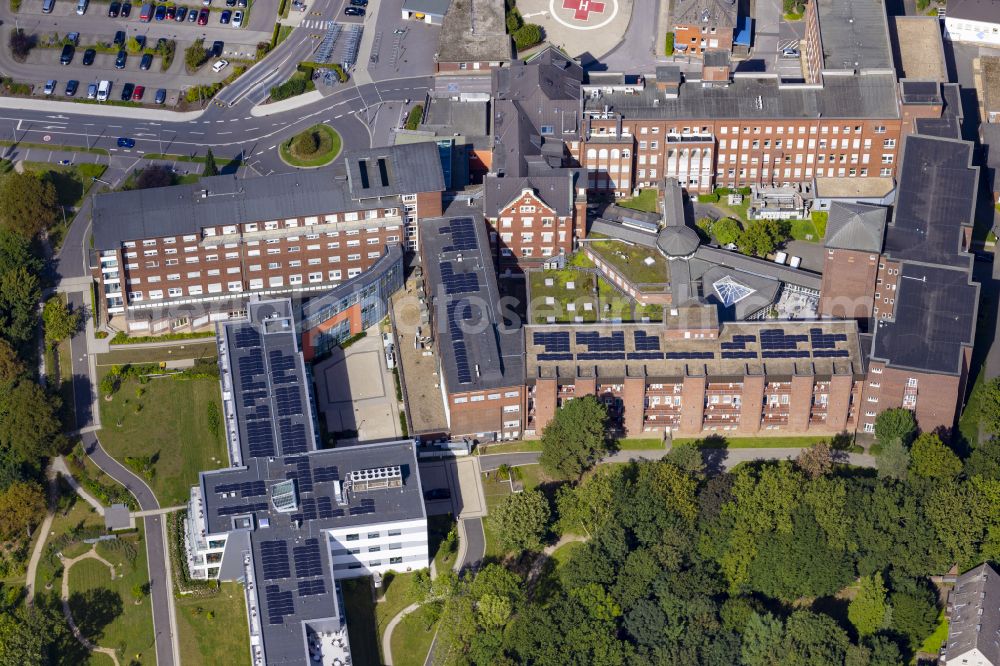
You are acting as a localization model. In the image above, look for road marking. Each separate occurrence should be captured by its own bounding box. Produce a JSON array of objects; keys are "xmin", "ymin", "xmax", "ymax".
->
[{"xmin": 269, "ymin": 144, "xmax": 276, "ymax": 149}]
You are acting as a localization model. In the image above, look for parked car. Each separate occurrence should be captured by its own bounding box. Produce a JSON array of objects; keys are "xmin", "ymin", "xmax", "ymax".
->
[
  {"xmin": 60, "ymin": 44, "xmax": 75, "ymax": 65},
  {"xmin": 121, "ymin": 2, "xmax": 131, "ymax": 16},
  {"xmin": 211, "ymin": 58, "xmax": 229, "ymax": 73},
  {"xmin": 42, "ymin": 0, "xmax": 55, "ymax": 13},
  {"xmin": 58, "ymin": 159, "xmax": 72, "ymax": 165},
  {"xmin": 197, "ymin": 8, "xmax": 209, "ymax": 23},
  {"xmin": 236, "ymin": 0, "xmax": 247, "ymax": 6},
  {"xmin": 211, "ymin": 40, "xmax": 224, "ymax": 57},
  {"xmin": 43, "ymin": 80, "xmax": 56, "ymax": 95},
  {"xmin": 219, "ymin": 9, "xmax": 231, "ymax": 23},
  {"xmin": 108, "ymin": 1, "xmax": 120, "ymax": 16},
  {"xmin": 174, "ymin": 6, "xmax": 186, "ymax": 20},
  {"xmin": 120, "ymin": 82, "xmax": 134, "ymax": 100},
  {"xmin": 116, "ymin": 137, "xmax": 135, "ymax": 148},
  {"xmin": 154, "ymin": 88, "xmax": 167, "ymax": 104},
  {"xmin": 82, "ymin": 48, "xmax": 96, "ymax": 65},
  {"xmin": 165, "ymin": 5, "xmax": 175, "ymax": 18},
  {"xmin": 65, "ymin": 79, "xmax": 79, "ymax": 96},
  {"xmin": 231, "ymin": 9, "xmax": 242, "ymax": 26},
  {"xmin": 423, "ymin": 488, "xmax": 451, "ymax": 501},
  {"xmin": 67, "ymin": 32, "xmax": 80, "ymax": 45},
  {"xmin": 349, "ymin": 0, "xmax": 367, "ymax": 6},
  {"xmin": 132, "ymin": 85, "xmax": 144, "ymax": 101},
  {"xmin": 115, "ymin": 49, "xmax": 127, "ymax": 68},
  {"xmin": 225, "ymin": 0, "xmax": 235, "ymax": 6},
  {"xmin": 97, "ymin": 79, "xmax": 111, "ymax": 101},
  {"xmin": 137, "ymin": 35, "xmax": 148, "ymax": 49},
  {"xmin": 114, "ymin": 30, "xmax": 126, "ymax": 46},
  {"xmin": 140, "ymin": 53, "xmax": 153, "ymax": 70},
  {"xmin": 344, "ymin": 6, "xmax": 364, "ymax": 15},
  {"xmin": 187, "ymin": 7, "xmax": 197, "ymax": 19},
  {"xmin": 781, "ymin": 47, "xmax": 800, "ymax": 58},
  {"xmin": 87, "ymin": 82, "xmax": 98, "ymax": 99},
  {"xmin": 75, "ymin": 0, "xmax": 88, "ymax": 14},
  {"xmin": 139, "ymin": 2, "xmax": 153, "ymax": 20},
  {"xmin": 201, "ymin": 0, "xmax": 211, "ymax": 5},
  {"xmin": 154, "ymin": 3, "xmax": 166, "ymax": 19}
]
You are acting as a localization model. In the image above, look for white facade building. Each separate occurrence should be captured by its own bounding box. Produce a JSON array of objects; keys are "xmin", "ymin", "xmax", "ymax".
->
[{"xmin": 944, "ymin": 0, "xmax": 1000, "ymax": 46}]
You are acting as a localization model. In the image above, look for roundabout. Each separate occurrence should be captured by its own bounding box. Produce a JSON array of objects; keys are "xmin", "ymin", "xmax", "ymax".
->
[{"xmin": 278, "ymin": 124, "xmax": 344, "ymax": 169}]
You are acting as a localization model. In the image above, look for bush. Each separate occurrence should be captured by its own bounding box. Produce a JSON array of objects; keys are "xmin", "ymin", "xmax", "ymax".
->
[
  {"xmin": 184, "ymin": 39, "xmax": 209, "ymax": 72},
  {"xmin": 207, "ymin": 401, "xmax": 221, "ymax": 440},
  {"xmin": 712, "ymin": 218, "xmax": 742, "ymax": 245},
  {"xmin": 513, "ymin": 24, "xmax": 543, "ymax": 51},
  {"xmin": 270, "ymin": 76, "xmax": 309, "ymax": 101},
  {"xmin": 404, "ymin": 104, "xmax": 424, "ymax": 130},
  {"xmin": 665, "ymin": 32, "xmax": 674, "ymax": 56},
  {"xmin": 331, "ymin": 63, "xmax": 348, "ymax": 83},
  {"xmin": 185, "ymin": 83, "xmax": 223, "ymax": 103},
  {"xmin": 9, "ymin": 29, "xmax": 33, "ymax": 63},
  {"xmin": 697, "ymin": 193, "xmax": 720, "ymax": 203},
  {"xmin": 506, "ymin": 10, "xmax": 523, "ymax": 33},
  {"xmin": 293, "ymin": 131, "xmax": 320, "ymax": 156},
  {"xmin": 737, "ymin": 186, "xmax": 752, "ymax": 196}
]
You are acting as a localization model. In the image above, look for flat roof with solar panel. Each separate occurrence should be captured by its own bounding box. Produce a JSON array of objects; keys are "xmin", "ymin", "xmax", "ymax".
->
[
  {"xmin": 418, "ymin": 214, "xmax": 525, "ymax": 394},
  {"xmin": 526, "ymin": 320, "xmax": 864, "ymax": 380},
  {"xmin": 197, "ymin": 299, "xmax": 428, "ymax": 666}
]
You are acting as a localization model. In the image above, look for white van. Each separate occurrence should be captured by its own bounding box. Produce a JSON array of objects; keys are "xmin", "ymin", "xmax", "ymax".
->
[
  {"xmin": 96, "ymin": 80, "xmax": 111, "ymax": 102},
  {"xmin": 76, "ymin": 0, "xmax": 88, "ymax": 14},
  {"xmin": 42, "ymin": 0, "xmax": 56, "ymax": 13}
]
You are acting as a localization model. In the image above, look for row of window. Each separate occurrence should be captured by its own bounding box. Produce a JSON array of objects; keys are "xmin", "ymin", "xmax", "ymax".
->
[{"xmin": 127, "ymin": 269, "xmax": 362, "ymax": 301}]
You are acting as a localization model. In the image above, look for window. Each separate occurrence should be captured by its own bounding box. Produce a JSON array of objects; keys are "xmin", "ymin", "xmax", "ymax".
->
[
  {"xmin": 368, "ymin": 546, "xmax": 381, "ymax": 553},
  {"xmin": 540, "ymin": 125, "xmax": 554, "ymax": 135},
  {"xmin": 367, "ymin": 532, "xmax": 379, "ymax": 539},
  {"xmin": 390, "ymin": 556, "xmax": 403, "ymax": 565},
  {"xmin": 388, "ymin": 529, "xmax": 402, "ymax": 536},
  {"xmin": 346, "ymin": 534, "xmax": 359, "ymax": 541}
]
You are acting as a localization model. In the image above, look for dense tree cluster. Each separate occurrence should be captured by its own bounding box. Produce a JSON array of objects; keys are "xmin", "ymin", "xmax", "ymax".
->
[{"xmin": 432, "ymin": 404, "xmax": 1000, "ymax": 665}]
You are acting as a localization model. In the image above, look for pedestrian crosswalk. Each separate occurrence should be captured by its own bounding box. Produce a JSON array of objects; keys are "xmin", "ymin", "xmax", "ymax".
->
[{"xmin": 300, "ymin": 19, "xmax": 336, "ymax": 30}]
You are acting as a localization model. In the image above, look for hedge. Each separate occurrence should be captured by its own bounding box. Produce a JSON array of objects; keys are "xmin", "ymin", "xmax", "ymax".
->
[
  {"xmin": 665, "ymin": 32, "xmax": 674, "ymax": 56},
  {"xmin": 404, "ymin": 104, "xmax": 424, "ymax": 130},
  {"xmin": 111, "ymin": 330, "xmax": 216, "ymax": 345},
  {"xmin": 697, "ymin": 193, "xmax": 720, "ymax": 203}
]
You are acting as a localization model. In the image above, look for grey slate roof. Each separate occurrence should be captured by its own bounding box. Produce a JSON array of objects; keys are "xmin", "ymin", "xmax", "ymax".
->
[
  {"xmin": 419, "ymin": 214, "xmax": 524, "ymax": 393},
  {"xmin": 815, "ymin": 0, "xmax": 894, "ymax": 72},
  {"xmin": 672, "ymin": 0, "xmax": 738, "ymax": 27},
  {"xmin": 588, "ymin": 219, "xmax": 658, "ymax": 247},
  {"xmin": 945, "ymin": 563, "xmax": 1000, "ymax": 666},
  {"xmin": 343, "ymin": 142, "xmax": 446, "ymax": 200},
  {"xmin": 582, "ymin": 72, "xmax": 900, "ymax": 120},
  {"xmin": 946, "ymin": 0, "xmax": 1000, "ymax": 23},
  {"xmin": 482, "ymin": 171, "xmax": 580, "ymax": 218},
  {"xmin": 93, "ymin": 143, "xmax": 445, "ymax": 250},
  {"xmin": 824, "ymin": 201, "xmax": 887, "ymax": 252},
  {"xmin": 656, "ymin": 181, "xmax": 700, "ymax": 257},
  {"xmin": 421, "ymin": 98, "xmax": 490, "ymax": 137}
]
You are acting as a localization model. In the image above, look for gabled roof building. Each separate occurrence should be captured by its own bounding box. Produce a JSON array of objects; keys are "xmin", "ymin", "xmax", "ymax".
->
[{"xmin": 944, "ymin": 563, "xmax": 1000, "ymax": 666}]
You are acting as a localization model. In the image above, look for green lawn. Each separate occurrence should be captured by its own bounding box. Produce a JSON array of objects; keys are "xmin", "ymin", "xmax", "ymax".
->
[
  {"xmin": 549, "ymin": 540, "xmax": 585, "ymax": 569},
  {"xmin": 618, "ymin": 437, "xmax": 667, "ymax": 451},
  {"xmin": 375, "ymin": 572, "xmax": 422, "ymax": 642},
  {"xmin": 97, "ymin": 343, "xmax": 217, "ymax": 367},
  {"xmin": 788, "ymin": 212, "xmax": 829, "ymax": 243},
  {"xmin": 481, "ymin": 472, "xmax": 514, "ymax": 560},
  {"xmin": 341, "ymin": 579, "xmax": 379, "ymax": 666},
  {"xmin": 21, "ymin": 161, "xmax": 107, "ymax": 250},
  {"xmin": 279, "ymin": 124, "xmax": 342, "ymax": 168},
  {"xmin": 65, "ymin": 530, "xmax": 155, "ymax": 664},
  {"xmin": 587, "ymin": 236, "xmax": 670, "ymax": 286},
  {"xmin": 97, "ymin": 374, "xmax": 227, "ymax": 506},
  {"xmin": 673, "ymin": 434, "xmax": 833, "ymax": 449},
  {"xmin": 389, "ymin": 604, "xmax": 439, "ymax": 666},
  {"xmin": 34, "ymin": 493, "xmax": 105, "ymax": 593},
  {"xmin": 175, "ymin": 583, "xmax": 250, "ymax": 666},
  {"xmin": 635, "ymin": 302, "xmax": 664, "ymax": 321},
  {"xmin": 617, "ymin": 188, "xmax": 659, "ymax": 213},
  {"xmin": 595, "ymin": 276, "xmax": 637, "ymax": 320},
  {"xmin": 476, "ymin": 440, "xmax": 544, "ymax": 455},
  {"xmin": 428, "ymin": 514, "xmax": 458, "ymax": 573}
]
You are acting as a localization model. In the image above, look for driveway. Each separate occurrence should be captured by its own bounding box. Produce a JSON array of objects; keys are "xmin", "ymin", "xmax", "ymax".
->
[{"xmin": 418, "ymin": 457, "xmax": 487, "ymax": 519}]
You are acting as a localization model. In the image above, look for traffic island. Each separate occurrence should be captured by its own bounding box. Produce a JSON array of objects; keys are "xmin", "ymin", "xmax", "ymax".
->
[{"xmin": 278, "ymin": 124, "xmax": 342, "ymax": 168}]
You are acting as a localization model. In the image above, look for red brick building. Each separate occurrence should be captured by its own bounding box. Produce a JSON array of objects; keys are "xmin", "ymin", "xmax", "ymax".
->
[
  {"xmin": 818, "ymin": 202, "xmax": 887, "ymax": 325},
  {"xmin": 671, "ymin": 0, "xmax": 738, "ymax": 58},
  {"xmin": 92, "ymin": 143, "xmax": 445, "ymax": 334}
]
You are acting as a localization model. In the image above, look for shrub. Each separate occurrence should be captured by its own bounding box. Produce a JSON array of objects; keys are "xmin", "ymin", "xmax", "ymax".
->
[
  {"xmin": 270, "ymin": 76, "xmax": 309, "ymax": 101},
  {"xmin": 293, "ymin": 131, "xmax": 320, "ymax": 156},
  {"xmin": 506, "ymin": 10, "xmax": 522, "ymax": 33},
  {"xmin": 513, "ymin": 24, "xmax": 543, "ymax": 51},
  {"xmin": 697, "ymin": 193, "xmax": 720, "ymax": 203},
  {"xmin": 665, "ymin": 32, "xmax": 674, "ymax": 56},
  {"xmin": 331, "ymin": 63, "xmax": 348, "ymax": 83},
  {"xmin": 207, "ymin": 401, "xmax": 221, "ymax": 440},
  {"xmin": 712, "ymin": 217, "xmax": 742, "ymax": 245},
  {"xmin": 184, "ymin": 39, "xmax": 209, "ymax": 72},
  {"xmin": 737, "ymin": 186, "xmax": 752, "ymax": 196},
  {"xmin": 185, "ymin": 83, "xmax": 223, "ymax": 103}
]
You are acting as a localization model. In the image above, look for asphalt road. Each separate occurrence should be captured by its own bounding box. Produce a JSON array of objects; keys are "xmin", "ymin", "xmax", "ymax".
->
[
  {"xmin": 460, "ymin": 517, "xmax": 484, "ymax": 572},
  {"xmin": 67, "ymin": 290, "xmax": 177, "ymax": 666}
]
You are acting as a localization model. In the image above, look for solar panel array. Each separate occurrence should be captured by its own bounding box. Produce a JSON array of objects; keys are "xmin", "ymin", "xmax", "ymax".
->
[
  {"xmin": 293, "ymin": 539, "xmax": 324, "ymax": 578},
  {"xmin": 260, "ymin": 540, "xmax": 291, "ymax": 580},
  {"xmin": 633, "ymin": 331, "xmax": 661, "ymax": 351},
  {"xmin": 809, "ymin": 328, "xmax": 848, "ymax": 348},
  {"xmin": 268, "ymin": 349, "xmax": 298, "ymax": 386},
  {"xmin": 279, "ymin": 419, "xmax": 309, "ymax": 456},
  {"xmin": 235, "ymin": 328, "xmax": 277, "ymax": 459},
  {"xmin": 275, "ymin": 386, "xmax": 303, "ymax": 418},
  {"xmin": 665, "ymin": 351, "xmax": 716, "ymax": 359},
  {"xmin": 440, "ymin": 217, "xmax": 478, "ymax": 252},
  {"xmin": 447, "ymin": 300, "xmax": 473, "ymax": 384},
  {"xmin": 576, "ymin": 331, "xmax": 625, "ymax": 352},
  {"xmin": 265, "ymin": 585, "xmax": 295, "ymax": 625},
  {"xmin": 214, "ymin": 480, "xmax": 266, "ymax": 497},
  {"xmin": 349, "ymin": 498, "xmax": 376, "ymax": 516},
  {"xmin": 217, "ymin": 502, "xmax": 268, "ymax": 517},
  {"xmin": 721, "ymin": 334, "xmax": 757, "ymax": 350},
  {"xmin": 313, "ymin": 465, "xmax": 339, "ymax": 483},
  {"xmin": 534, "ymin": 332, "xmax": 571, "ymax": 352},
  {"xmin": 439, "ymin": 262, "xmax": 480, "ymax": 295},
  {"xmin": 298, "ymin": 579, "xmax": 327, "ymax": 597}
]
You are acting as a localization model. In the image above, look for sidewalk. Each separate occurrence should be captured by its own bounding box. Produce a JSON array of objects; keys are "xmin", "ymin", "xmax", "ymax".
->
[{"xmin": 0, "ymin": 95, "xmax": 205, "ymax": 123}]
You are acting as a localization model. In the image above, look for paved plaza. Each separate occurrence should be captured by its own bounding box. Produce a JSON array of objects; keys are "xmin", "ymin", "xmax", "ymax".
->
[{"xmin": 517, "ymin": 0, "xmax": 632, "ymax": 58}]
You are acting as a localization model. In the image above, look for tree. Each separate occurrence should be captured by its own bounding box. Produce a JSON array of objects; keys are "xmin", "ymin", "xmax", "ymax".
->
[
  {"xmin": 555, "ymin": 468, "xmax": 618, "ymax": 536},
  {"xmin": 8, "ymin": 29, "xmax": 33, "ymax": 63},
  {"xmin": 875, "ymin": 437, "xmax": 909, "ymax": 481},
  {"xmin": 476, "ymin": 593, "xmax": 512, "ymax": 627},
  {"xmin": 486, "ymin": 489, "xmax": 550, "ymax": 553},
  {"xmin": 874, "ymin": 408, "xmax": 917, "ymax": 445},
  {"xmin": 666, "ymin": 440, "xmax": 705, "ymax": 476},
  {"xmin": 782, "ymin": 610, "xmax": 851, "ymax": 665},
  {"xmin": 738, "ymin": 219, "xmax": 787, "ymax": 257},
  {"xmin": 741, "ymin": 612, "xmax": 785, "ymax": 666},
  {"xmin": 539, "ymin": 395, "xmax": 608, "ymax": 480},
  {"xmin": 293, "ymin": 131, "xmax": 320, "ymax": 156},
  {"xmin": 712, "ymin": 217, "xmax": 742, "ymax": 245},
  {"xmin": 0, "ymin": 379, "xmax": 62, "ymax": 465},
  {"xmin": 889, "ymin": 577, "xmax": 939, "ymax": 652},
  {"xmin": 0, "ymin": 339, "xmax": 24, "ymax": 388},
  {"xmin": 849, "ymin": 573, "xmax": 891, "ymax": 637},
  {"xmin": 134, "ymin": 166, "xmax": 175, "ymax": 190},
  {"xmin": 0, "ymin": 265, "xmax": 41, "ymax": 350},
  {"xmin": 909, "ymin": 432, "xmax": 962, "ymax": 479},
  {"xmin": 512, "ymin": 24, "xmax": 543, "ymax": 51},
  {"xmin": 42, "ymin": 297, "xmax": 80, "ymax": 346},
  {"xmin": 0, "ymin": 172, "xmax": 59, "ymax": 239},
  {"xmin": 203, "ymin": 149, "xmax": 219, "ymax": 177},
  {"xmin": 796, "ymin": 441, "xmax": 833, "ymax": 479},
  {"xmin": 0, "ymin": 605, "xmax": 48, "ymax": 665},
  {"xmin": 0, "ymin": 480, "xmax": 46, "ymax": 540}
]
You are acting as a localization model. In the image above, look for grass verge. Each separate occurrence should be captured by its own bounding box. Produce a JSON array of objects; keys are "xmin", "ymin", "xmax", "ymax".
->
[
  {"xmin": 175, "ymin": 583, "xmax": 251, "ymax": 665},
  {"xmin": 278, "ymin": 124, "xmax": 342, "ymax": 167},
  {"xmin": 617, "ymin": 188, "xmax": 659, "ymax": 213},
  {"xmin": 673, "ymin": 434, "xmax": 834, "ymax": 449},
  {"xmin": 341, "ymin": 578, "xmax": 379, "ymax": 666}
]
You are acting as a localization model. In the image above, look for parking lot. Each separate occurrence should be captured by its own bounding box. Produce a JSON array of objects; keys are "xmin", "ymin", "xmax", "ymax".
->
[{"xmin": 4, "ymin": 0, "xmax": 279, "ymax": 105}]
